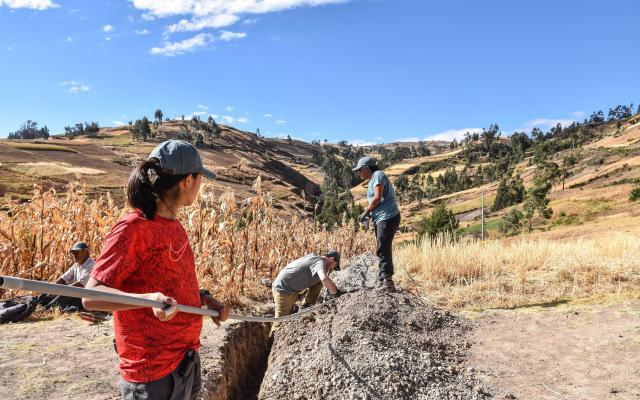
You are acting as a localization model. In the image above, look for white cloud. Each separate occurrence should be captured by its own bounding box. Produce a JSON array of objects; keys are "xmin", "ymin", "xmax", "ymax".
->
[
  {"xmin": 242, "ymin": 18, "xmax": 259, "ymax": 25},
  {"xmin": 192, "ymin": 111, "xmax": 206, "ymax": 117},
  {"xmin": 424, "ymin": 127, "xmax": 483, "ymax": 142},
  {"xmin": 166, "ymin": 14, "xmax": 239, "ymax": 33},
  {"xmin": 397, "ymin": 137, "xmax": 421, "ymax": 142},
  {"xmin": 237, "ymin": 117, "xmax": 249, "ymax": 124},
  {"xmin": 0, "ymin": 0, "xmax": 59, "ymax": 10},
  {"xmin": 225, "ymin": 106, "xmax": 235, "ymax": 112},
  {"xmin": 521, "ymin": 118, "xmax": 575, "ymax": 132},
  {"xmin": 275, "ymin": 119, "xmax": 286, "ymax": 125},
  {"xmin": 221, "ymin": 115, "xmax": 234, "ymax": 124},
  {"xmin": 112, "ymin": 120, "xmax": 125, "ymax": 126},
  {"xmin": 219, "ymin": 30, "xmax": 247, "ymax": 41},
  {"xmin": 571, "ymin": 111, "xmax": 586, "ymax": 118},
  {"xmin": 103, "ymin": 24, "xmax": 114, "ymax": 33},
  {"xmin": 65, "ymin": 36, "xmax": 72, "ymax": 42},
  {"xmin": 134, "ymin": 29, "xmax": 150, "ymax": 35},
  {"xmin": 58, "ymin": 80, "xmax": 91, "ymax": 94},
  {"xmin": 349, "ymin": 139, "xmax": 378, "ymax": 147},
  {"xmin": 197, "ymin": 104, "xmax": 208, "ymax": 110},
  {"xmin": 209, "ymin": 113, "xmax": 219, "ymax": 119},
  {"xmin": 131, "ymin": 0, "xmax": 347, "ymax": 19},
  {"xmin": 133, "ymin": 0, "xmax": 347, "ymax": 36},
  {"xmin": 150, "ymin": 33, "xmax": 214, "ymax": 56},
  {"xmin": 263, "ymin": 113, "xmax": 273, "ymax": 118}
]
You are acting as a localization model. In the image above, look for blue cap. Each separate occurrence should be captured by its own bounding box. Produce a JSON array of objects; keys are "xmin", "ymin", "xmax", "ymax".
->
[
  {"xmin": 352, "ymin": 156, "xmax": 376, "ymax": 171},
  {"xmin": 70, "ymin": 242, "xmax": 89, "ymax": 252},
  {"xmin": 149, "ymin": 140, "xmax": 216, "ymax": 180}
]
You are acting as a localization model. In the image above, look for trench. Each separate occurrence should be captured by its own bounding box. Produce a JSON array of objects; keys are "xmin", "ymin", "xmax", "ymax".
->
[{"xmin": 200, "ymin": 320, "xmax": 273, "ymax": 400}]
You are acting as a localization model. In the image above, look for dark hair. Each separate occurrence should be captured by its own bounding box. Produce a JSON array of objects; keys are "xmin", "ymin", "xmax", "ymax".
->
[
  {"xmin": 127, "ymin": 158, "xmax": 195, "ymax": 220},
  {"xmin": 368, "ymin": 165, "xmax": 379, "ymax": 173}
]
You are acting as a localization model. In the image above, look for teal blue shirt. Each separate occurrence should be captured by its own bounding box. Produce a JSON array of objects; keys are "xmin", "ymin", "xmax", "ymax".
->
[{"xmin": 367, "ymin": 170, "xmax": 400, "ymax": 223}]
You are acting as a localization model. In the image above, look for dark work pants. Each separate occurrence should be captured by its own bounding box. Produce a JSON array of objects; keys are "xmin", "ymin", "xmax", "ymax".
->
[
  {"xmin": 374, "ymin": 213, "xmax": 401, "ymax": 281},
  {"xmin": 120, "ymin": 350, "xmax": 201, "ymax": 400},
  {"xmin": 35, "ymin": 294, "xmax": 83, "ymax": 311}
]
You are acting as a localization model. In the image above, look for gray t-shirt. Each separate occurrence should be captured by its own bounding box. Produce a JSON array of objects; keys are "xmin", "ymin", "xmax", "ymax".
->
[
  {"xmin": 60, "ymin": 258, "xmax": 95, "ymax": 286},
  {"xmin": 273, "ymin": 254, "xmax": 326, "ymax": 294}
]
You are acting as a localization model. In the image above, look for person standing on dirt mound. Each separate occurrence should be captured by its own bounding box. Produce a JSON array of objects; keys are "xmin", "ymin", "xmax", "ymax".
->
[
  {"xmin": 272, "ymin": 251, "xmax": 343, "ymax": 322},
  {"xmin": 353, "ymin": 156, "xmax": 401, "ymax": 291},
  {"xmin": 82, "ymin": 140, "xmax": 230, "ymax": 400}
]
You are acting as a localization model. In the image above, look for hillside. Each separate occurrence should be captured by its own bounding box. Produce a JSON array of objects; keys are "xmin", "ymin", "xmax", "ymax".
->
[
  {"xmin": 0, "ymin": 121, "xmax": 322, "ymax": 215},
  {"xmin": 370, "ymin": 118, "xmax": 640, "ymax": 241}
]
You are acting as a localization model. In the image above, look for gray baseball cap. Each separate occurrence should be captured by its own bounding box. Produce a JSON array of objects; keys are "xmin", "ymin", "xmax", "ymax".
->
[
  {"xmin": 149, "ymin": 140, "xmax": 216, "ymax": 179},
  {"xmin": 352, "ymin": 156, "xmax": 377, "ymax": 171},
  {"xmin": 70, "ymin": 242, "xmax": 89, "ymax": 252},
  {"xmin": 325, "ymin": 250, "xmax": 341, "ymax": 271}
]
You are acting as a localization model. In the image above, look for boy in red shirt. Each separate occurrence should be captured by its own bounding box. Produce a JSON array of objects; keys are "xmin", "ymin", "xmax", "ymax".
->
[{"xmin": 83, "ymin": 140, "xmax": 230, "ymax": 400}]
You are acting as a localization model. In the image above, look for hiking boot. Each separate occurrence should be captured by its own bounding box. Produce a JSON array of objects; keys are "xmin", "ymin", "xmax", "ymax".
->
[{"xmin": 377, "ymin": 279, "xmax": 395, "ymax": 292}]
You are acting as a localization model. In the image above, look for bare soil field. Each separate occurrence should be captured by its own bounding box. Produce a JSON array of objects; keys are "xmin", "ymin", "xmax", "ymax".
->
[{"xmin": 469, "ymin": 301, "xmax": 640, "ymax": 400}]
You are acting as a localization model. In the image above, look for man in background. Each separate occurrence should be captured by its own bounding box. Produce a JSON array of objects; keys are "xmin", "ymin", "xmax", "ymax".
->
[{"xmin": 36, "ymin": 241, "xmax": 95, "ymax": 312}]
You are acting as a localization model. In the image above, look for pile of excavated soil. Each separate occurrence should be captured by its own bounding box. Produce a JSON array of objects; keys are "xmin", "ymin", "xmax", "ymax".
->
[{"xmin": 258, "ymin": 255, "xmax": 493, "ymax": 400}]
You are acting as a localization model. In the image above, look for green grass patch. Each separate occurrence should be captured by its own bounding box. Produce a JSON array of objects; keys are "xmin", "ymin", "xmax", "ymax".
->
[
  {"xmin": 449, "ymin": 193, "xmax": 496, "ymax": 215},
  {"xmin": 460, "ymin": 218, "xmax": 500, "ymax": 235},
  {"xmin": 5, "ymin": 142, "xmax": 77, "ymax": 153},
  {"xmin": 551, "ymin": 212, "xmax": 582, "ymax": 227}
]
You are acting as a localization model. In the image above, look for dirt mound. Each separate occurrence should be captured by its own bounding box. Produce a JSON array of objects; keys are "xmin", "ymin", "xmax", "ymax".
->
[{"xmin": 258, "ymin": 256, "xmax": 492, "ymax": 400}]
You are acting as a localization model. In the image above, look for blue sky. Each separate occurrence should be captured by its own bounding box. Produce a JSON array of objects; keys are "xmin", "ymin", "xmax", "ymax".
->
[{"xmin": 1, "ymin": 0, "xmax": 639, "ymax": 144}]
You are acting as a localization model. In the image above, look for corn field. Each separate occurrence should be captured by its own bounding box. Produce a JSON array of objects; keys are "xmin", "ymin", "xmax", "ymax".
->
[{"xmin": 0, "ymin": 178, "xmax": 373, "ymax": 305}]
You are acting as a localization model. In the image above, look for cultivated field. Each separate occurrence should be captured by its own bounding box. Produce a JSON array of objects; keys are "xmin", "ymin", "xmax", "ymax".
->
[{"xmin": 0, "ymin": 179, "xmax": 372, "ymax": 305}]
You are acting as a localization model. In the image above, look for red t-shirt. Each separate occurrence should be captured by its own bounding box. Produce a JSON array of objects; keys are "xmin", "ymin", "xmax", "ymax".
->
[{"xmin": 91, "ymin": 211, "xmax": 203, "ymax": 383}]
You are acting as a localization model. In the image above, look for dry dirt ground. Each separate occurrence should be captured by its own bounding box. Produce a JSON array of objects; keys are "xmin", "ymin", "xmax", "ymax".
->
[
  {"xmin": 1, "ymin": 296, "xmax": 638, "ymax": 399},
  {"xmin": 0, "ymin": 313, "xmax": 248, "ymax": 400},
  {"xmin": 468, "ymin": 301, "xmax": 640, "ymax": 400}
]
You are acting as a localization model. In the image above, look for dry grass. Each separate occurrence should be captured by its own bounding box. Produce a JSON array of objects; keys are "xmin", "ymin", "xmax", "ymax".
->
[
  {"xmin": 4, "ymin": 142, "xmax": 77, "ymax": 152},
  {"xmin": 0, "ymin": 179, "xmax": 372, "ymax": 306},
  {"xmin": 3, "ymin": 162, "xmax": 105, "ymax": 176},
  {"xmin": 395, "ymin": 234, "xmax": 640, "ymax": 310}
]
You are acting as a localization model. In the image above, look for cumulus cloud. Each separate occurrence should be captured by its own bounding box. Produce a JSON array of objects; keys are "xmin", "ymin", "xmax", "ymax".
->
[
  {"xmin": 166, "ymin": 14, "xmax": 239, "ymax": 33},
  {"xmin": 103, "ymin": 24, "xmax": 114, "ymax": 33},
  {"xmin": 349, "ymin": 139, "xmax": 378, "ymax": 147},
  {"xmin": 0, "ymin": 0, "xmax": 58, "ymax": 10},
  {"xmin": 275, "ymin": 119, "xmax": 286, "ymax": 125},
  {"xmin": 58, "ymin": 80, "xmax": 91, "ymax": 94},
  {"xmin": 424, "ymin": 127, "xmax": 483, "ymax": 142},
  {"xmin": 134, "ymin": 29, "xmax": 150, "ymax": 35},
  {"xmin": 133, "ymin": 0, "xmax": 347, "ymax": 38},
  {"xmin": 236, "ymin": 117, "xmax": 249, "ymax": 124},
  {"xmin": 131, "ymin": 0, "xmax": 347, "ymax": 19},
  {"xmin": 197, "ymin": 104, "xmax": 208, "ymax": 110},
  {"xmin": 219, "ymin": 31, "xmax": 247, "ymax": 41},
  {"xmin": 112, "ymin": 120, "xmax": 126, "ymax": 126},
  {"xmin": 221, "ymin": 115, "xmax": 234, "ymax": 124},
  {"xmin": 521, "ymin": 118, "xmax": 575, "ymax": 132},
  {"xmin": 263, "ymin": 113, "xmax": 273, "ymax": 118},
  {"xmin": 192, "ymin": 111, "xmax": 206, "ymax": 117},
  {"xmin": 150, "ymin": 33, "xmax": 214, "ymax": 56},
  {"xmin": 225, "ymin": 106, "xmax": 235, "ymax": 112}
]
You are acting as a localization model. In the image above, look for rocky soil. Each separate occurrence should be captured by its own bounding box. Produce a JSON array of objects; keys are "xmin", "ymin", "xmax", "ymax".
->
[{"xmin": 258, "ymin": 254, "xmax": 493, "ymax": 400}]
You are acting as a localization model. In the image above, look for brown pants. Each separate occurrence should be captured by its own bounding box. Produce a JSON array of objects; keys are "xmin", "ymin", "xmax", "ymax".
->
[{"xmin": 271, "ymin": 281, "xmax": 323, "ymax": 331}]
